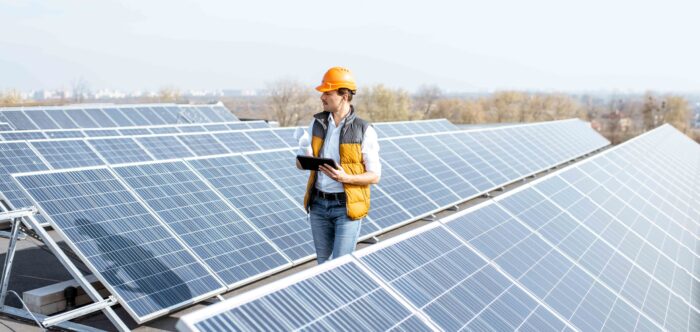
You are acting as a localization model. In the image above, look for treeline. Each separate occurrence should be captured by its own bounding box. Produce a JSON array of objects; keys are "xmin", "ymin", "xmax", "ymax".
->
[{"xmin": 252, "ymin": 80, "xmax": 698, "ymax": 144}]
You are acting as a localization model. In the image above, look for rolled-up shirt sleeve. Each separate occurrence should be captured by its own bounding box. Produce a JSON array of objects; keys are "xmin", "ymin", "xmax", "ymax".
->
[
  {"xmin": 296, "ymin": 119, "xmax": 315, "ymax": 157},
  {"xmin": 362, "ymin": 125, "xmax": 381, "ymax": 177}
]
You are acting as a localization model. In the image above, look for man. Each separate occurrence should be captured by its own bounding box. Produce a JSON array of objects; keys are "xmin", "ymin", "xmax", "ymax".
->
[{"xmin": 296, "ymin": 66, "xmax": 381, "ymax": 264}]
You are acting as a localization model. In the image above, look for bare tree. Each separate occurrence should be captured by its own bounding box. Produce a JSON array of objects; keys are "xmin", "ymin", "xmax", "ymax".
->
[
  {"xmin": 71, "ymin": 77, "xmax": 90, "ymax": 103},
  {"xmin": 266, "ymin": 79, "xmax": 314, "ymax": 127},
  {"xmin": 415, "ymin": 85, "xmax": 443, "ymax": 118},
  {"xmin": 158, "ymin": 86, "xmax": 181, "ymax": 102}
]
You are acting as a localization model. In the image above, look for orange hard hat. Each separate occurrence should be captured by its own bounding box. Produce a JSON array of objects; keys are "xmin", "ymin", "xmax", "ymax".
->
[{"xmin": 316, "ymin": 67, "xmax": 357, "ymax": 93}]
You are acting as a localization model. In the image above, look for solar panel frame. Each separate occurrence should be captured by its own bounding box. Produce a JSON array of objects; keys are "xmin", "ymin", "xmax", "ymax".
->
[
  {"xmin": 12, "ymin": 166, "xmax": 227, "ymax": 323},
  {"xmin": 45, "ymin": 130, "xmax": 86, "ymax": 139}
]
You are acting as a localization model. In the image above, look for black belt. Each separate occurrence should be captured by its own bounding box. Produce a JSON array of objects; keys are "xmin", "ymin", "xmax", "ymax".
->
[{"xmin": 315, "ymin": 190, "xmax": 346, "ymax": 200}]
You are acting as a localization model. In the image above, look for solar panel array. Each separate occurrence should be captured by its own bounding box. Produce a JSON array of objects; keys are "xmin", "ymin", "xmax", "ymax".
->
[
  {"xmin": 10, "ymin": 118, "xmax": 609, "ymax": 323},
  {"xmin": 0, "ymin": 104, "xmax": 237, "ymax": 130},
  {"xmin": 176, "ymin": 124, "xmax": 697, "ymax": 332},
  {"xmin": 0, "ymin": 121, "xmax": 265, "ymax": 141}
]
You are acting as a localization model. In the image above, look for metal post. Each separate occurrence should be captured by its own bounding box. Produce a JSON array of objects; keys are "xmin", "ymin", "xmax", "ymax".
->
[{"xmin": 0, "ymin": 217, "xmax": 22, "ymax": 308}]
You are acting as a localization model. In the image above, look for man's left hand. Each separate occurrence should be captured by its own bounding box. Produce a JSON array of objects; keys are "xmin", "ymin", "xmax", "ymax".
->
[{"xmin": 319, "ymin": 164, "xmax": 348, "ymax": 183}]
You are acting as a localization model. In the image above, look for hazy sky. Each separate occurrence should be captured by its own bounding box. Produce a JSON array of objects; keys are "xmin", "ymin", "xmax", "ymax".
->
[{"xmin": 2, "ymin": 0, "xmax": 699, "ymax": 93}]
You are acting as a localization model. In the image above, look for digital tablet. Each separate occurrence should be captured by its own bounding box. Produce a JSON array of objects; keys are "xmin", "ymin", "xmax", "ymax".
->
[{"xmin": 297, "ymin": 155, "xmax": 338, "ymax": 171}]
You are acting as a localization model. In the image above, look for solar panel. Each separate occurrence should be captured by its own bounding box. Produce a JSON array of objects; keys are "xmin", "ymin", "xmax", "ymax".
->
[
  {"xmin": 177, "ymin": 134, "xmax": 230, "ymax": 156},
  {"xmin": 414, "ymin": 135, "xmax": 495, "ymax": 192},
  {"xmin": 84, "ymin": 109, "xmax": 118, "ymax": 127},
  {"xmin": 0, "ymin": 122, "xmax": 12, "ymax": 131},
  {"xmin": 449, "ymin": 132, "xmax": 514, "ymax": 183},
  {"xmin": 136, "ymin": 107, "xmax": 168, "ymax": 125},
  {"xmin": 119, "ymin": 107, "xmax": 151, "ymax": 126},
  {"xmin": 374, "ymin": 163, "xmax": 438, "ymax": 218},
  {"xmin": 365, "ymin": 186, "xmax": 412, "ymax": 230},
  {"xmin": 0, "ymin": 142, "xmax": 50, "ymax": 224},
  {"xmin": 244, "ymin": 131, "xmax": 289, "ymax": 149},
  {"xmin": 201, "ymin": 124, "xmax": 229, "ymax": 132},
  {"xmin": 118, "ymin": 128, "xmax": 152, "ymax": 136},
  {"xmin": 225, "ymin": 122, "xmax": 249, "ymax": 131},
  {"xmin": 481, "ymin": 128, "xmax": 550, "ymax": 171},
  {"xmin": 2, "ymin": 111, "xmax": 38, "ymax": 130},
  {"xmin": 45, "ymin": 130, "xmax": 85, "ymax": 139},
  {"xmin": 113, "ymin": 161, "xmax": 290, "ymax": 287},
  {"xmin": 44, "ymin": 110, "xmax": 80, "ymax": 129},
  {"xmin": 137, "ymin": 136, "xmax": 195, "ymax": 159},
  {"xmin": 469, "ymin": 131, "xmax": 531, "ymax": 176},
  {"xmin": 271, "ymin": 127, "xmax": 301, "ymax": 147},
  {"xmin": 178, "ymin": 125, "xmax": 207, "ymax": 133},
  {"xmin": 244, "ymin": 150, "xmax": 307, "ymax": 206},
  {"xmin": 212, "ymin": 105, "xmax": 239, "ymax": 121},
  {"xmin": 180, "ymin": 107, "xmax": 210, "ymax": 123},
  {"xmin": 212, "ymin": 132, "xmax": 260, "ymax": 153},
  {"xmin": 25, "ymin": 110, "xmax": 61, "ymax": 129},
  {"xmin": 30, "ymin": 140, "xmax": 105, "ymax": 168},
  {"xmin": 177, "ymin": 256, "xmax": 435, "ymax": 332},
  {"xmin": 83, "ymin": 129, "xmax": 120, "ymax": 137},
  {"xmin": 187, "ymin": 155, "xmax": 315, "ymax": 262},
  {"xmin": 102, "ymin": 108, "xmax": 136, "ymax": 127},
  {"xmin": 66, "ymin": 109, "xmax": 100, "ymax": 128},
  {"xmin": 152, "ymin": 106, "xmax": 180, "ymax": 123},
  {"xmin": 150, "ymin": 126, "xmax": 181, "ymax": 134},
  {"xmin": 0, "ymin": 131, "xmax": 48, "ymax": 141},
  {"xmin": 392, "ymin": 137, "xmax": 479, "ymax": 198},
  {"xmin": 358, "ymin": 223, "xmax": 572, "ymax": 331},
  {"xmin": 380, "ymin": 140, "xmax": 460, "ymax": 207},
  {"xmin": 88, "ymin": 137, "xmax": 154, "ymax": 164},
  {"xmin": 13, "ymin": 168, "xmax": 225, "ymax": 323}
]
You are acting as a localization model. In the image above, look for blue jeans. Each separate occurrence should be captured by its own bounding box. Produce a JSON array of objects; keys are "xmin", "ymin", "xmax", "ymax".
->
[{"xmin": 309, "ymin": 196, "xmax": 362, "ymax": 264}]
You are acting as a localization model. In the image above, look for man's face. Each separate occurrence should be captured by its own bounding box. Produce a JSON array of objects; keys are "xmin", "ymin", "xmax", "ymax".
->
[{"xmin": 320, "ymin": 90, "xmax": 345, "ymax": 113}]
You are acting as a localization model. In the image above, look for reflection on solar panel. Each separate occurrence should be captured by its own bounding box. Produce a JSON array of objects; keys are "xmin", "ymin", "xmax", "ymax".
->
[
  {"xmin": 188, "ymin": 155, "xmax": 315, "ymax": 262},
  {"xmin": 114, "ymin": 161, "xmax": 290, "ymax": 287},
  {"xmin": 177, "ymin": 256, "xmax": 435, "ymax": 332},
  {"xmin": 244, "ymin": 122, "xmax": 268, "ymax": 129},
  {"xmin": 177, "ymin": 134, "xmax": 230, "ymax": 156},
  {"xmin": 30, "ymin": 140, "xmax": 105, "ymax": 169},
  {"xmin": 14, "ymin": 168, "xmax": 225, "ymax": 322},
  {"xmin": 137, "ymin": 136, "xmax": 194, "ymax": 159},
  {"xmin": 88, "ymin": 138, "xmax": 154, "ymax": 164},
  {"xmin": 45, "ymin": 130, "xmax": 85, "ymax": 139}
]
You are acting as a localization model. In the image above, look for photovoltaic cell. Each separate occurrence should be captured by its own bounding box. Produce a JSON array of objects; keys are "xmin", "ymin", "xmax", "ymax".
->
[
  {"xmin": 212, "ymin": 132, "xmax": 260, "ymax": 153},
  {"xmin": 0, "ymin": 142, "xmax": 50, "ymax": 224},
  {"xmin": 136, "ymin": 107, "xmax": 167, "ymax": 125},
  {"xmin": 25, "ymin": 110, "xmax": 61, "ymax": 129},
  {"xmin": 271, "ymin": 128, "xmax": 300, "ymax": 147},
  {"xmin": 150, "ymin": 127, "xmax": 181, "ymax": 134},
  {"xmin": 114, "ymin": 161, "xmax": 290, "ymax": 287},
  {"xmin": 359, "ymin": 225, "xmax": 571, "ymax": 332},
  {"xmin": 118, "ymin": 128, "xmax": 152, "ymax": 136},
  {"xmin": 366, "ymin": 186, "xmax": 412, "ymax": 230},
  {"xmin": 224, "ymin": 123, "xmax": 249, "ymax": 131},
  {"xmin": 177, "ymin": 134, "xmax": 230, "ymax": 156},
  {"xmin": 244, "ymin": 131, "xmax": 289, "ymax": 150},
  {"xmin": 45, "ymin": 130, "xmax": 85, "ymax": 139},
  {"xmin": 375, "ymin": 163, "xmax": 438, "ymax": 218},
  {"xmin": 137, "ymin": 136, "xmax": 194, "ymax": 160},
  {"xmin": 201, "ymin": 124, "xmax": 229, "ymax": 132},
  {"xmin": 83, "ymin": 129, "xmax": 120, "ymax": 137},
  {"xmin": 84, "ymin": 109, "xmax": 118, "ymax": 127},
  {"xmin": 119, "ymin": 107, "xmax": 151, "ymax": 126},
  {"xmin": 14, "ymin": 168, "xmax": 224, "ymax": 322},
  {"xmin": 245, "ymin": 122, "xmax": 269, "ymax": 129},
  {"xmin": 102, "ymin": 108, "xmax": 136, "ymax": 127},
  {"xmin": 30, "ymin": 140, "xmax": 105, "ymax": 169},
  {"xmin": 45, "ymin": 110, "xmax": 80, "ymax": 129},
  {"xmin": 2, "ymin": 111, "xmax": 38, "ymax": 130},
  {"xmin": 66, "ymin": 109, "xmax": 100, "ymax": 128},
  {"xmin": 244, "ymin": 150, "xmax": 308, "ymax": 206},
  {"xmin": 188, "ymin": 155, "xmax": 315, "ymax": 261},
  {"xmin": 381, "ymin": 140, "xmax": 459, "ymax": 207},
  {"xmin": 178, "ymin": 125, "xmax": 207, "ymax": 133},
  {"xmin": 177, "ymin": 258, "xmax": 433, "ymax": 332},
  {"xmin": 88, "ymin": 138, "xmax": 154, "ymax": 164},
  {"xmin": 0, "ymin": 131, "xmax": 48, "ymax": 141}
]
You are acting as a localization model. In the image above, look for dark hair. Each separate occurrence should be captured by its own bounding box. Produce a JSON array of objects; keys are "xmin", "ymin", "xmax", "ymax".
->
[{"xmin": 337, "ymin": 88, "xmax": 355, "ymax": 102}]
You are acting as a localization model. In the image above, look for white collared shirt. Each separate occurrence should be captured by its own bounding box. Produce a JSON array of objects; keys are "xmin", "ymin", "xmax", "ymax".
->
[{"xmin": 297, "ymin": 113, "xmax": 381, "ymax": 193}]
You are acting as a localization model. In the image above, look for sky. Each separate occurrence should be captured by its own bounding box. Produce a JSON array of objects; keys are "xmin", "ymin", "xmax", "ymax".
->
[{"xmin": 1, "ymin": 0, "xmax": 699, "ymax": 93}]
